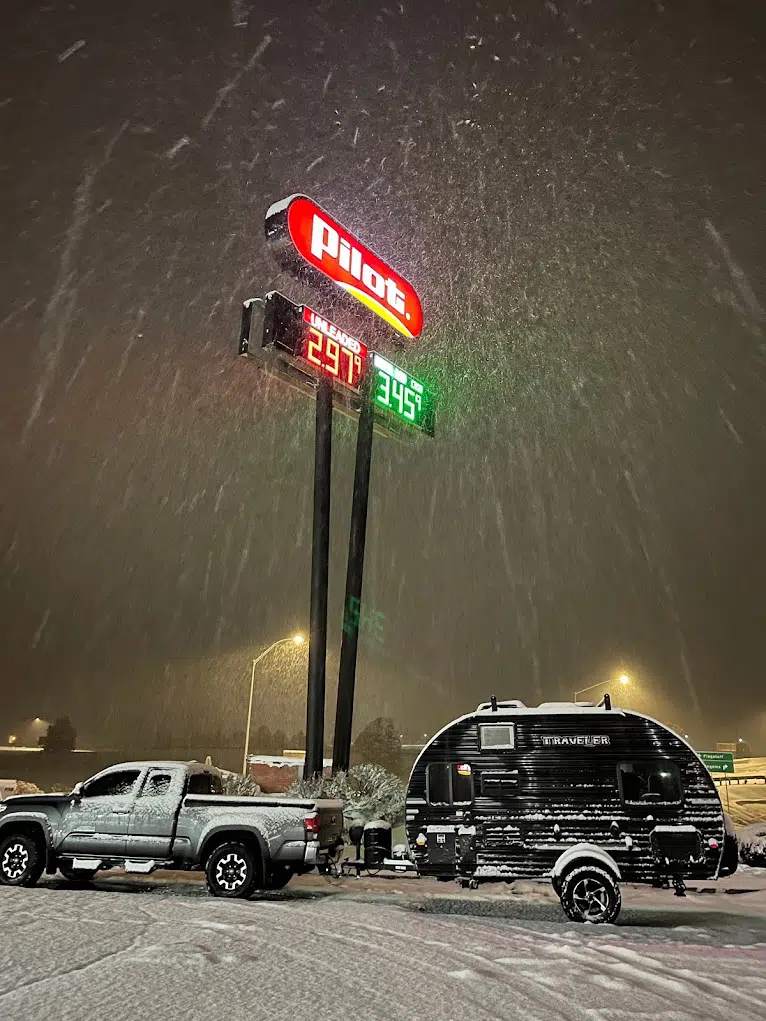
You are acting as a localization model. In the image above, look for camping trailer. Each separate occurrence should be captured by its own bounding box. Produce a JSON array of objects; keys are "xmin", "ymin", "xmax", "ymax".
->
[{"xmin": 405, "ymin": 696, "xmax": 737, "ymax": 923}]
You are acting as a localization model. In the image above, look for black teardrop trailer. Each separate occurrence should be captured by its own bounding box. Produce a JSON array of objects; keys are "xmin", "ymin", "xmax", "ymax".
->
[{"xmin": 401, "ymin": 695, "xmax": 738, "ymax": 923}]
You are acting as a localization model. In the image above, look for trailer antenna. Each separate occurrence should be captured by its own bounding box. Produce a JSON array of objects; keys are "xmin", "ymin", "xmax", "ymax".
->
[
  {"xmin": 490, "ymin": 695, "xmax": 498, "ymax": 712},
  {"xmin": 597, "ymin": 693, "xmax": 612, "ymax": 711}
]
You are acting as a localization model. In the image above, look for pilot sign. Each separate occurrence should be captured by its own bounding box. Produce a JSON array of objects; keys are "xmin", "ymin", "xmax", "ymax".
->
[{"xmin": 262, "ymin": 291, "xmax": 367, "ymax": 392}]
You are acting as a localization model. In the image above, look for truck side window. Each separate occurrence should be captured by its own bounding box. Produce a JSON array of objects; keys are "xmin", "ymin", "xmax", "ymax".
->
[
  {"xmin": 140, "ymin": 773, "xmax": 172, "ymax": 797},
  {"xmin": 83, "ymin": 770, "xmax": 140, "ymax": 798},
  {"xmin": 426, "ymin": 763, "xmax": 473, "ymax": 805},
  {"xmin": 618, "ymin": 761, "xmax": 682, "ymax": 805}
]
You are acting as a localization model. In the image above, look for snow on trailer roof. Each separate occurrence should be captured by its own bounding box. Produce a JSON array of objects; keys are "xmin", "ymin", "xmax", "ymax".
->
[{"xmin": 474, "ymin": 699, "xmax": 627, "ymax": 716}]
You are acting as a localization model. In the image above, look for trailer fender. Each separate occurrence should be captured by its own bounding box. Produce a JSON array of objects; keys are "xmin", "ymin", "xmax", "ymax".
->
[{"xmin": 551, "ymin": 843, "xmax": 622, "ymax": 882}]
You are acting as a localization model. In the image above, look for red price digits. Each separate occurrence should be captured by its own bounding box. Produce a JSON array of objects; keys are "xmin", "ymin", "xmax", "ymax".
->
[
  {"xmin": 306, "ymin": 327, "xmax": 324, "ymax": 369},
  {"xmin": 305, "ymin": 327, "xmax": 362, "ymax": 388}
]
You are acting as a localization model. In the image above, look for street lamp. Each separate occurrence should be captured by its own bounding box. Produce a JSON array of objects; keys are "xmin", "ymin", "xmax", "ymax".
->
[
  {"xmin": 574, "ymin": 674, "xmax": 630, "ymax": 703},
  {"xmin": 242, "ymin": 635, "xmax": 305, "ymax": 774}
]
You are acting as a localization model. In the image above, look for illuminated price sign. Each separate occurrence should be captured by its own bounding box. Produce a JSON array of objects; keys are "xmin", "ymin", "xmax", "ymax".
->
[
  {"xmin": 262, "ymin": 291, "xmax": 367, "ymax": 393},
  {"xmin": 301, "ymin": 307, "xmax": 365, "ymax": 389},
  {"xmin": 372, "ymin": 353, "xmax": 434, "ymax": 436}
]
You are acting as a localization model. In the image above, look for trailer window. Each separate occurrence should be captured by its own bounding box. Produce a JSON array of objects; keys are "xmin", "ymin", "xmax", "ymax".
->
[
  {"xmin": 618, "ymin": 762, "xmax": 682, "ymax": 805},
  {"xmin": 426, "ymin": 763, "xmax": 474, "ymax": 805},
  {"xmin": 479, "ymin": 724, "xmax": 515, "ymax": 751}
]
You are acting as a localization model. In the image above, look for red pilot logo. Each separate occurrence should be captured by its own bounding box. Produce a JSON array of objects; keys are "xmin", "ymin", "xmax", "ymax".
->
[{"xmin": 265, "ymin": 195, "xmax": 423, "ymax": 340}]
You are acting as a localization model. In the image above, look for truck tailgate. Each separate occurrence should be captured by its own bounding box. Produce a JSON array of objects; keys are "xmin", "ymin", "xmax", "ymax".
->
[{"xmin": 315, "ymin": 799, "xmax": 344, "ymax": 848}]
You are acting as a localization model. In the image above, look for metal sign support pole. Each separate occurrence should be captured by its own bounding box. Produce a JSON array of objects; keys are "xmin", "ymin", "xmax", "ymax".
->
[
  {"xmin": 332, "ymin": 375, "xmax": 374, "ymax": 774},
  {"xmin": 304, "ymin": 378, "xmax": 333, "ymax": 779}
]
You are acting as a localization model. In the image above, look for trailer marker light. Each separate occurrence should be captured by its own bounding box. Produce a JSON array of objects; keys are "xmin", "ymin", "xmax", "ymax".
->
[
  {"xmin": 708, "ymin": 838, "xmax": 719, "ymax": 850},
  {"xmin": 416, "ymin": 832, "xmax": 426, "ymax": 847},
  {"xmin": 456, "ymin": 764, "xmax": 472, "ymax": 776}
]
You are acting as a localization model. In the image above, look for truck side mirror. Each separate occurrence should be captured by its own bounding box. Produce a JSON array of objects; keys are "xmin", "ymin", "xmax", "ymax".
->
[{"xmin": 70, "ymin": 782, "xmax": 83, "ymax": 801}]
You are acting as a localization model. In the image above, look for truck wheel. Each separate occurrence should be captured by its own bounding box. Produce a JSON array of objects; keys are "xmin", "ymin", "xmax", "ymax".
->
[
  {"xmin": 0, "ymin": 833, "xmax": 45, "ymax": 888},
  {"xmin": 559, "ymin": 865, "xmax": 621, "ymax": 924},
  {"xmin": 58, "ymin": 863, "xmax": 97, "ymax": 884},
  {"xmin": 206, "ymin": 842, "xmax": 259, "ymax": 899}
]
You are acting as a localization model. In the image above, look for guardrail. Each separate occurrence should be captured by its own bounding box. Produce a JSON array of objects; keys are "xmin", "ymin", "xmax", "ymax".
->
[{"xmin": 714, "ymin": 775, "xmax": 766, "ymax": 786}]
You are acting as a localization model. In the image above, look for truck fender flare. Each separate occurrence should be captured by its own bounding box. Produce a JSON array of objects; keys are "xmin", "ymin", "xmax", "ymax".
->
[
  {"xmin": 0, "ymin": 812, "xmax": 56, "ymax": 872},
  {"xmin": 551, "ymin": 843, "xmax": 622, "ymax": 881},
  {"xmin": 197, "ymin": 823, "xmax": 269, "ymax": 867}
]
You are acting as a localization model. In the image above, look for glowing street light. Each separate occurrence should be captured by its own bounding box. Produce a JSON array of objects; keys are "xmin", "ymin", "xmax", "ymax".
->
[
  {"xmin": 574, "ymin": 674, "xmax": 631, "ymax": 703},
  {"xmin": 242, "ymin": 634, "xmax": 306, "ymax": 773}
]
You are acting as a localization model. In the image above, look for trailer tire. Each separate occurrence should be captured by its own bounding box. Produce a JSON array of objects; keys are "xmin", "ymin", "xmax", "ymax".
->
[
  {"xmin": 559, "ymin": 865, "xmax": 621, "ymax": 924},
  {"xmin": 0, "ymin": 832, "xmax": 46, "ymax": 888},
  {"xmin": 205, "ymin": 842, "xmax": 259, "ymax": 899}
]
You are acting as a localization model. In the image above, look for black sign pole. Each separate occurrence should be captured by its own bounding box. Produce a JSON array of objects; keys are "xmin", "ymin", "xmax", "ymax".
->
[
  {"xmin": 332, "ymin": 373, "xmax": 374, "ymax": 774},
  {"xmin": 304, "ymin": 377, "xmax": 333, "ymax": 779}
]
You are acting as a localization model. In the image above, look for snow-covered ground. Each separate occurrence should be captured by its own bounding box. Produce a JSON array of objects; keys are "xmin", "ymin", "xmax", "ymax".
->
[
  {"xmin": 721, "ymin": 758, "xmax": 766, "ymax": 827},
  {"xmin": 1, "ymin": 874, "xmax": 765, "ymax": 1021}
]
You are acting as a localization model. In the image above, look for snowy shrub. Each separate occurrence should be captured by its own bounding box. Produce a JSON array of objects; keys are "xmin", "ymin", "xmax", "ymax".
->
[
  {"xmin": 13, "ymin": 781, "xmax": 43, "ymax": 795},
  {"xmin": 738, "ymin": 824, "xmax": 766, "ymax": 867},
  {"xmin": 220, "ymin": 772, "xmax": 262, "ymax": 797},
  {"xmin": 287, "ymin": 763, "xmax": 405, "ymax": 827}
]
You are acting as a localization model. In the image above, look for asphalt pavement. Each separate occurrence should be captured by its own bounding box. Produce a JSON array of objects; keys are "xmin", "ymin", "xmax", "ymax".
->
[{"xmin": 1, "ymin": 874, "xmax": 765, "ymax": 1021}]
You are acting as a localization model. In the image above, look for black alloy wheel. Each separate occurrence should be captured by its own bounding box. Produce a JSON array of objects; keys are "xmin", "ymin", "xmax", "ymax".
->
[
  {"xmin": 0, "ymin": 833, "xmax": 45, "ymax": 887},
  {"xmin": 559, "ymin": 865, "xmax": 621, "ymax": 924},
  {"xmin": 205, "ymin": 842, "xmax": 259, "ymax": 899}
]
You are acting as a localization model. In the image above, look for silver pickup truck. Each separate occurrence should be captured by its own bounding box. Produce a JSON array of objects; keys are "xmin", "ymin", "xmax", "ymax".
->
[{"xmin": 0, "ymin": 760, "xmax": 343, "ymax": 898}]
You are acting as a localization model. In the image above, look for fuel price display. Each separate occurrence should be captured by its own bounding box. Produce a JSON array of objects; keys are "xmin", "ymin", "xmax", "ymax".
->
[
  {"xmin": 262, "ymin": 291, "xmax": 367, "ymax": 392},
  {"xmin": 372, "ymin": 353, "xmax": 435, "ymax": 436},
  {"xmin": 301, "ymin": 307, "xmax": 365, "ymax": 389}
]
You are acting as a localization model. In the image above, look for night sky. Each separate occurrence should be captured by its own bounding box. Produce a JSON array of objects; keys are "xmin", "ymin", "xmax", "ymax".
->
[{"xmin": 1, "ymin": 0, "xmax": 764, "ymax": 749}]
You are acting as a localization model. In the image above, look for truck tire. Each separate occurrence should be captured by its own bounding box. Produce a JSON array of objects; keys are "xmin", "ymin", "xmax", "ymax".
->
[
  {"xmin": 559, "ymin": 865, "xmax": 621, "ymax": 924},
  {"xmin": 0, "ymin": 832, "xmax": 46, "ymax": 888},
  {"xmin": 205, "ymin": 842, "xmax": 259, "ymax": 899},
  {"xmin": 58, "ymin": 863, "xmax": 98, "ymax": 884},
  {"xmin": 264, "ymin": 865, "xmax": 293, "ymax": 890}
]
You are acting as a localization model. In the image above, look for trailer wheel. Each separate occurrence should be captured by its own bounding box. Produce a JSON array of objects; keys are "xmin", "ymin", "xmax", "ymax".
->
[
  {"xmin": 205, "ymin": 842, "xmax": 259, "ymax": 899},
  {"xmin": 559, "ymin": 865, "xmax": 621, "ymax": 924},
  {"xmin": 0, "ymin": 833, "xmax": 45, "ymax": 888}
]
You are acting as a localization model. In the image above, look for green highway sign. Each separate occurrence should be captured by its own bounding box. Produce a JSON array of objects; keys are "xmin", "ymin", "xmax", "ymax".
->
[{"xmin": 699, "ymin": 751, "xmax": 735, "ymax": 774}]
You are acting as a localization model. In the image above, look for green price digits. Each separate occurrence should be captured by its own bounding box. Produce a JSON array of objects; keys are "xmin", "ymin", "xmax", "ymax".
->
[{"xmin": 372, "ymin": 354, "xmax": 434, "ymax": 436}]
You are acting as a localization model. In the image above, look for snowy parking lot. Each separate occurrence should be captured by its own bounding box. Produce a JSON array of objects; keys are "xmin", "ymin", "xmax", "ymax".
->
[{"xmin": 1, "ymin": 873, "xmax": 765, "ymax": 1021}]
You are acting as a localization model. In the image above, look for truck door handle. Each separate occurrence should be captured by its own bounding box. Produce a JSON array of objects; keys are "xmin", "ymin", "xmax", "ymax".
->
[{"xmin": 113, "ymin": 809, "xmax": 131, "ymax": 814}]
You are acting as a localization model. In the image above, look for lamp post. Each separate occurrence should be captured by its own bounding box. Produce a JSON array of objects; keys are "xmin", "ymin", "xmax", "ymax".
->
[
  {"xmin": 574, "ymin": 674, "xmax": 630, "ymax": 703},
  {"xmin": 242, "ymin": 635, "xmax": 305, "ymax": 774}
]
